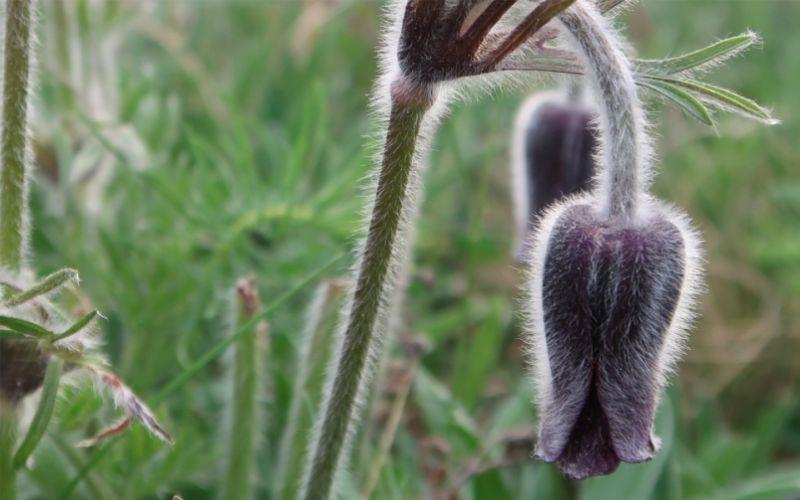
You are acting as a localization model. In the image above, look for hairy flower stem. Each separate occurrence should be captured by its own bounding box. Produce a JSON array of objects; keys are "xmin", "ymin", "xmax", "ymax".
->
[
  {"xmin": 301, "ymin": 84, "xmax": 432, "ymax": 500},
  {"xmin": 0, "ymin": 0, "xmax": 34, "ymax": 272},
  {"xmin": 223, "ymin": 279, "xmax": 264, "ymax": 500},
  {"xmin": 0, "ymin": 401, "xmax": 18, "ymax": 500},
  {"xmin": 559, "ymin": 1, "xmax": 645, "ymax": 220},
  {"xmin": 0, "ymin": 4, "xmax": 34, "ymax": 498}
]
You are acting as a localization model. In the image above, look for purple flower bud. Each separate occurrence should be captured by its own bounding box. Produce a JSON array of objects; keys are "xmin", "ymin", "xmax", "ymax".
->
[
  {"xmin": 0, "ymin": 340, "xmax": 48, "ymax": 403},
  {"xmin": 529, "ymin": 200, "xmax": 698, "ymax": 479},
  {"xmin": 512, "ymin": 92, "xmax": 597, "ymax": 261}
]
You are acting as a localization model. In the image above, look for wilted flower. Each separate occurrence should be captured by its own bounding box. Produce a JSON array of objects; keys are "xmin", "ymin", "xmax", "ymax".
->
[
  {"xmin": 524, "ymin": 1, "xmax": 702, "ymax": 479},
  {"xmin": 511, "ymin": 89, "xmax": 596, "ymax": 261}
]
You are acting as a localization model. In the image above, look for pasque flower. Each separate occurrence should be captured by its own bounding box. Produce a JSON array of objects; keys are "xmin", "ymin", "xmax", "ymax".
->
[{"xmin": 524, "ymin": 1, "xmax": 702, "ymax": 479}]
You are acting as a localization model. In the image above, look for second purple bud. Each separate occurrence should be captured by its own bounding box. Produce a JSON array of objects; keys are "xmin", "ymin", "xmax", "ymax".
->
[{"xmin": 511, "ymin": 89, "xmax": 597, "ymax": 262}]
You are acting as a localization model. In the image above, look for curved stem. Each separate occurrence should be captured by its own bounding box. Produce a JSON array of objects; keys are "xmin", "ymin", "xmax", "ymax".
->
[
  {"xmin": 300, "ymin": 83, "xmax": 432, "ymax": 500},
  {"xmin": 0, "ymin": 0, "xmax": 34, "ymax": 272},
  {"xmin": 559, "ymin": 0, "xmax": 647, "ymax": 220}
]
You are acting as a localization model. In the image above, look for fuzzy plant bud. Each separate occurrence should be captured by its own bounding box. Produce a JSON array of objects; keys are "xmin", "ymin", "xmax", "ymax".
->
[
  {"xmin": 511, "ymin": 88, "xmax": 597, "ymax": 261},
  {"xmin": 524, "ymin": 1, "xmax": 702, "ymax": 479}
]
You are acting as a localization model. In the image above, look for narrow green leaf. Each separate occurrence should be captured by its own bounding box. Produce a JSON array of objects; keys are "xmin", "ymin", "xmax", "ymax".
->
[
  {"xmin": 0, "ymin": 315, "xmax": 53, "ymax": 339},
  {"xmin": 644, "ymin": 76, "xmax": 778, "ymax": 124},
  {"xmin": 638, "ymin": 79, "xmax": 714, "ymax": 126},
  {"xmin": 0, "ymin": 329, "xmax": 28, "ymax": 340},
  {"xmin": 13, "ymin": 359, "xmax": 63, "ymax": 469},
  {"xmin": 3, "ymin": 269, "xmax": 79, "ymax": 306},
  {"xmin": 636, "ymin": 32, "xmax": 758, "ymax": 76},
  {"xmin": 51, "ymin": 310, "xmax": 99, "ymax": 342}
]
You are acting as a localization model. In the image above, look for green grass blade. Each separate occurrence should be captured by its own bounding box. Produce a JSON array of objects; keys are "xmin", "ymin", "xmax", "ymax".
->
[
  {"xmin": 13, "ymin": 359, "xmax": 63, "ymax": 469},
  {"xmin": 638, "ymin": 79, "xmax": 714, "ymax": 126},
  {"xmin": 636, "ymin": 32, "xmax": 758, "ymax": 76},
  {"xmin": 0, "ymin": 329, "xmax": 28, "ymax": 340},
  {"xmin": 275, "ymin": 280, "xmax": 347, "ymax": 500},
  {"xmin": 0, "ymin": 401, "xmax": 18, "ymax": 500}
]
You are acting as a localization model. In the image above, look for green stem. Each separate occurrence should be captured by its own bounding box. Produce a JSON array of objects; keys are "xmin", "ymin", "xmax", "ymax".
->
[
  {"xmin": 223, "ymin": 279, "xmax": 263, "ymax": 500},
  {"xmin": 13, "ymin": 359, "xmax": 62, "ymax": 469},
  {"xmin": 0, "ymin": 400, "xmax": 18, "ymax": 500},
  {"xmin": 0, "ymin": 0, "xmax": 34, "ymax": 272},
  {"xmin": 300, "ymin": 85, "xmax": 432, "ymax": 500},
  {"xmin": 276, "ymin": 280, "xmax": 347, "ymax": 500}
]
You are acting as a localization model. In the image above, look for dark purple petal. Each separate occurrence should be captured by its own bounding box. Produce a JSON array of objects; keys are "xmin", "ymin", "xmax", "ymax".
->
[{"xmin": 535, "ymin": 203, "xmax": 684, "ymax": 478}]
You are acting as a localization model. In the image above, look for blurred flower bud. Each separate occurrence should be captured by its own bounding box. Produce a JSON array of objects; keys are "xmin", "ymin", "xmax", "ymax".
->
[{"xmin": 512, "ymin": 89, "xmax": 597, "ymax": 261}]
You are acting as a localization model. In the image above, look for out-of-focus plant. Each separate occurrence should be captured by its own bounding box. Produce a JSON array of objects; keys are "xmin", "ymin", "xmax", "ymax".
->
[
  {"xmin": 275, "ymin": 279, "xmax": 348, "ymax": 500},
  {"xmin": 0, "ymin": 2, "xmax": 171, "ymax": 498},
  {"xmin": 223, "ymin": 277, "xmax": 267, "ymax": 500},
  {"xmin": 37, "ymin": 0, "xmax": 149, "ymax": 214}
]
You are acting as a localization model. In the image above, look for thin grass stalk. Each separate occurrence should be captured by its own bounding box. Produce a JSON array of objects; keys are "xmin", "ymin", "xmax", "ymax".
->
[
  {"xmin": 0, "ymin": 0, "xmax": 34, "ymax": 272},
  {"xmin": 361, "ymin": 348, "xmax": 421, "ymax": 498},
  {"xmin": 275, "ymin": 280, "xmax": 348, "ymax": 500},
  {"xmin": 0, "ymin": 400, "xmax": 18, "ymax": 499},
  {"xmin": 51, "ymin": 435, "xmax": 114, "ymax": 500},
  {"xmin": 223, "ymin": 278, "xmax": 264, "ymax": 500},
  {"xmin": 301, "ymin": 92, "xmax": 432, "ymax": 500}
]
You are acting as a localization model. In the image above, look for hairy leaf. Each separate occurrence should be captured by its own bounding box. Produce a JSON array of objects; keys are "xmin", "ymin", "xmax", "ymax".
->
[{"xmin": 636, "ymin": 32, "xmax": 759, "ymax": 76}]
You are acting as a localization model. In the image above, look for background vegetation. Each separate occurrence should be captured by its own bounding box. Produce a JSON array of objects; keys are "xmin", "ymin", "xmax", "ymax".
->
[{"xmin": 16, "ymin": 0, "xmax": 800, "ymax": 498}]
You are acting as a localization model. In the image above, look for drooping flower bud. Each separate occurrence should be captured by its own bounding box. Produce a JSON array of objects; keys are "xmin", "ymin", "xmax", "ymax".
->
[
  {"xmin": 524, "ymin": 1, "xmax": 702, "ymax": 479},
  {"xmin": 511, "ymin": 89, "xmax": 597, "ymax": 261}
]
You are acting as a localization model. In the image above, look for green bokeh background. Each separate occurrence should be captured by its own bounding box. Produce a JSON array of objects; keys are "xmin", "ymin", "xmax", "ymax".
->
[{"xmin": 17, "ymin": 0, "xmax": 800, "ymax": 498}]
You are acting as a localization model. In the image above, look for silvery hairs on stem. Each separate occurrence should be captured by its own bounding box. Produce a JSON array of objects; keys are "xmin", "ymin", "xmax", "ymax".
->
[
  {"xmin": 523, "ymin": 0, "xmax": 703, "ymax": 479},
  {"xmin": 300, "ymin": 1, "xmax": 579, "ymax": 498}
]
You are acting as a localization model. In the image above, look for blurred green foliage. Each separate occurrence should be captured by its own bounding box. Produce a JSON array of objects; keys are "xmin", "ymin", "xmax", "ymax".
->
[{"xmin": 14, "ymin": 0, "xmax": 800, "ymax": 498}]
